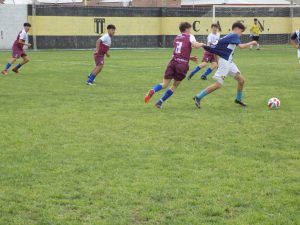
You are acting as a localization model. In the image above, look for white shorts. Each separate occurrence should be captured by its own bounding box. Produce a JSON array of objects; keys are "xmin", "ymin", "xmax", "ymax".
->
[
  {"xmin": 297, "ymin": 49, "xmax": 300, "ymax": 63},
  {"xmin": 213, "ymin": 58, "xmax": 240, "ymax": 85}
]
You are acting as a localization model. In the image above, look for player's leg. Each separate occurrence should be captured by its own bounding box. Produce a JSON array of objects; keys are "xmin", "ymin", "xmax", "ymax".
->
[
  {"xmin": 145, "ymin": 78, "xmax": 171, "ymax": 103},
  {"xmin": 193, "ymin": 58, "xmax": 229, "ymax": 108},
  {"xmin": 145, "ymin": 61, "xmax": 175, "ymax": 103},
  {"xmin": 155, "ymin": 79, "xmax": 181, "ymax": 109},
  {"xmin": 187, "ymin": 61, "xmax": 207, "ymax": 80},
  {"xmin": 234, "ymin": 73, "xmax": 247, "ymax": 106},
  {"xmin": 87, "ymin": 65, "xmax": 103, "ymax": 85},
  {"xmin": 193, "ymin": 82, "xmax": 222, "ymax": 108},
  {"xmin": 12, "ymin": 55, "xmax": 29, "ymax": 73},
  {"xmin": 2, "ymin": 58, "xmax": 17, "ymax": 75},
  {"xmin": 256, "ymin": 36, "xmax": 260, "ymax": 50},
  {"xmin": 228, "ymin": 62, "xmax": 247, "ymax": 106},
  {"xmin": 200, "ymin": 61, "xmax": 218, "ymax": 80}
]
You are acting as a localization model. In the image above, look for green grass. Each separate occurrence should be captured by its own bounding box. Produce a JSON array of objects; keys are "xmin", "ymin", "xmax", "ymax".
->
[{"xmin": 0, "ymin": 45, "xmax": 299, "ymax": 225}]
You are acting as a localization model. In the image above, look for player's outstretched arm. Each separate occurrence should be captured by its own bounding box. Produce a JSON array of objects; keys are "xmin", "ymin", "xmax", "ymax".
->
[
  {"xmin": 238, "ymin": 41, "xmax": 257, "ymax": 49},
  {"xmin": 192, "ymin": 41, "xmax": 205, "ymax": 49}
]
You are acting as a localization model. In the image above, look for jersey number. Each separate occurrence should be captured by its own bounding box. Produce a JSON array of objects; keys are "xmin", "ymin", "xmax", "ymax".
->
[{"xmin": 175, "ymin": 41, "xmax": 183, "ymax": 54}]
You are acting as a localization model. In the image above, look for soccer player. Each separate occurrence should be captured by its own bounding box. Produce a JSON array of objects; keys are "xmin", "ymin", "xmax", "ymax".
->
[
  {"xmin": 144, "ymin": 22, "xmax": 204, "ymax": 109},
  {"xmin": 290, "ymin": 30, "xmax": 300, "ymax": 69},
  {"xmin": 250, "ymin": 18, "xmax": 262, "ymax": 50},
  {"xmin": 86, "ymin": 24, "xmax": 116, "ymax": 85},
  {"xmin": 1, "ymin": 23, "xmax": 31, "ymax": 75},
  {"xmin": 188, "ymin": 23, "xmax": 220, "ymax": 80},
  {"xmin": 193, "ymin": 21, "xmax": 257, "ymax": 108}
]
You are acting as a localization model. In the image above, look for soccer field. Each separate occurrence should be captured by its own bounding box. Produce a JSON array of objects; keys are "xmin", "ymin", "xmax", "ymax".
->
[{"xmin": 0, "ymin": 46, "xmax": 299, "ymax": 225}]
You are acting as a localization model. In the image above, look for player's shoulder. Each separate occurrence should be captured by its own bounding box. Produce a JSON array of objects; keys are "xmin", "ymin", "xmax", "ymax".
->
[{"xmin": 189, "ymin": 34, "xmax": 196, "ymax": 43}]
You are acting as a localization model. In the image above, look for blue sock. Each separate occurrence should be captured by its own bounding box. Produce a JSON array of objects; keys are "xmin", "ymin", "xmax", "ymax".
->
[
  {"xmin": 191, "ymin": 66, "xmax": 201, "ymax": 75},
  {"xmin": 196, "ymin": 89, "xmax": 208, "ymax": 100},
  {"xmin": 236, "ymin": 90, "xmax": 243, "ymax": 101},
  {"xmin": 5, "ymin": 63, "xmax": 11, "ymax": 70},
  {"xmin": 160, "ymin": 89, "xmax": 174, "ymax": 102},
  {"xmin": 87, "ymin": 73, "xmax": 96, "ymax": 83},
  {"xmin": 15, "ymin": 64, "xmax": 22, "ymax": 69},
  {"xmin": 202, "ymin": 68, "xmax": 213, "ymax": 77},
  {"xmin": 153, "ymin": 84, "xmax": 162, "ymax": 93}
]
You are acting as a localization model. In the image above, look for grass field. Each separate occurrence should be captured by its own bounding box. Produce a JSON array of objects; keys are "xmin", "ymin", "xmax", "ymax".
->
[{"xmin": 0, "ymin": 46, "xmax": 299, "ymax": 225}]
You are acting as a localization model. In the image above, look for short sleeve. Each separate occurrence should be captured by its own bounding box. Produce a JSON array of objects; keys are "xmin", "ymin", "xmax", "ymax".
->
[
  {"xmin": 291, "ymin": 32, "xmax": 297, "ymax": 40},
  {"xmin": 100, "ymin": 34, "xmax": 108, "ymax": 42},
  {"xmin": 189, "ymin": 34, "xmax": 196, "ymax": 43},
  {"xmin": 19, "ymin": 31, "xmax": 27, "ymax": 41}
]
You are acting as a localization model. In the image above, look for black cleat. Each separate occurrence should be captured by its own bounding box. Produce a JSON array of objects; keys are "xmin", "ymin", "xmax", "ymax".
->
[
  {"xmin": 193, "ymin": 96, "xmax": 201, "ymax": 108},
  {"xmin": 235, "ymin": 99, "xmax": 247, "ymax": 107},
  {"xmin": 187, "ymin": 72, "xmax": 196, "ymax": 80},
  {"xmin": 200, "ymin": 75, "xmax": 207, "ymax": 80}
]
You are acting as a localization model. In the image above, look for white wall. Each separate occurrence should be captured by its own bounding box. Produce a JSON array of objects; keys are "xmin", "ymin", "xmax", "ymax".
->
[{"xmin": 0, "ymin": 5, "xmax": 27, "ymax": 49}]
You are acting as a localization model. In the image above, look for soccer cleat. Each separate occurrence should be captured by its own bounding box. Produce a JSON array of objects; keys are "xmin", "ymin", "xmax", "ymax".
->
[
  {"xmin": 235, "ymin": 99, "xmax": 247, "ymax": 107},
  {"xmin": 155, "ymin": 100, "xmax": 163, "ymax": 109},
  {"xmin": 200, "ymin": 75, "xmax": 207, "ymax": 80},
  {"xmin": 1, "ymin": 70, "xmax": 8, "ymax": 76},
  {"xmin": 193, "ymin": 96, "xmax": 201, "ymax": 108},
  {"xmin": 187, "ymin": 72, "xmax": 196, "ymax": 80},
  {"xmin": 12, "ymin": 68, "xmax": 19, "ymax": 73},
  {"xmin": 86, "ymin": 82, "xmax": 96, "ymax": 86},
  {"xmin": 87, "ymin": 75, "xmax": 96, "ymax": 83},
  {"xmin": 144, "ymin": 89, "xmax": 155, "ymax": 104}
]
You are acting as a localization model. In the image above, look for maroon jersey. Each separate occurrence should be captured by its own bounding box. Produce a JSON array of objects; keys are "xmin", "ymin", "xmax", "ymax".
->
[
  {"xmin": 13, "ymin": 29, "xmax": 28, "ymax": 50},
  {"xmin": 97, "ymin": 33, "xmax": 111, "ymax": 56},
  {"xmin": 171, "ymin": 33, "xmax": 196, "ymax": 64}
]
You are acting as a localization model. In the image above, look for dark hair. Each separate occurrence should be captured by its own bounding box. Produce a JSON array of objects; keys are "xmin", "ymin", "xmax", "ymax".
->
[
  {"xmin": 211, "ymin": 23, "xmax": 219, "ymax": 29},
  {"xmin": 254, "ymin": 18, "xmax": 258, "ymax": 21},
  {"xmin": 179, "ymin": 22, "xmax": 192, "ymax": 33},
  {"xmin": 107, "ymin": 24, "xmax": 116, "ymax": 30},
  {"xmin": 232, "ymin": 21, "xmax": 246, "ymax": 32},
  {"xmin": 23, "ymin": 22, "xmax": 31, "ymax": 27}
]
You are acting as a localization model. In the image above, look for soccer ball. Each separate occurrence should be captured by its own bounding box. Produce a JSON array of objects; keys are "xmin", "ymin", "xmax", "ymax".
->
[{"xmin": 268, "ymin": 97, "xmax": 281, "ymax": 109}]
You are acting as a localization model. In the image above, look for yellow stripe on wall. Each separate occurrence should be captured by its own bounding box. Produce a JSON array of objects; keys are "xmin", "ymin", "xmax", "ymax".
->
[{"xmin": 28, "ymin": 16, "xmax": 297, "ymax": 36}]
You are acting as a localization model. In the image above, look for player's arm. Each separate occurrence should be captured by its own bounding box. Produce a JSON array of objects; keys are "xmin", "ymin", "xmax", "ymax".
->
[
  {"xmin": 238, "ymin": 41, "xmax": 257, "ymax": 49},
  {"xmin": 191, "ymin": 41, "xmax": 205, "ymax": 49},
  {"xmin": 19, "ymin": 39, "xmax": 31, "ymax": 47},
  {"xmin": 94, "ymin": 39, "xmax": 101, "ymax": 54}
]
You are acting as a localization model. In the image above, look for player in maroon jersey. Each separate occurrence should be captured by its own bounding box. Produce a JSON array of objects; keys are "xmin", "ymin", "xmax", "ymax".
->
[
  {"xmin": 2, "ymin": 23, "xmax": 31, "ymax": 75},
  {"xmin": 86, "ymin": 24, "xmax": 116, "ymax": 85},
  {"xmin": 144, "ymin": 22, "xmax": 204, "ymax": 109}
]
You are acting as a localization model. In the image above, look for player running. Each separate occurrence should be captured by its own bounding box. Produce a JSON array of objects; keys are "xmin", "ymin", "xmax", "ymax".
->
[
  {"xmin": 188, "ymin": 23, "xmax": 220, "ymax": 80},
  {"xmin": 86, "ymin": 24, "xmax": 116, "ymax": 85},
  {"xmin": 290, "ymin": 29, "xmax": 300, "ymax": 69},
  {"xmin": 1, "ymin": 23, "xmax": 31, "ymax": 75},
  {"xmin": 193, "ymin": 21, "xmax": 257, "ymax": 108},
  {"xmin": 144, "ymin": 22, "xmax": 204, "ymax": 109},
  {"xmin": 250, "ymin": 18, "xmax": 262, "ymax": 50}
]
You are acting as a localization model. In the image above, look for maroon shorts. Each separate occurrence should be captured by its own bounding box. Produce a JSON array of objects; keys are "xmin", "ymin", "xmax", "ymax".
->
[
  {"xmin": 164, "ymin": 60, "xmax": 189, "ymax": 81},
  {"xmin": 202, "ymin": 51, "xmax": 217, "ymax": 63},
  {"xmin": 12, "ymin": 47, "xmax": 26, "ymax": 59},
  {"xmin": 94, "ymin": 54, "xmax": 104, "ymax": 66}
]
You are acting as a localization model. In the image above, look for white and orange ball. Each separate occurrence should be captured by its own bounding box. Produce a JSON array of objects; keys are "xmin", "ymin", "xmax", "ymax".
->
[{"xmin": 268, "ymin": 97, "xmax": 281, "ymax": 109}]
